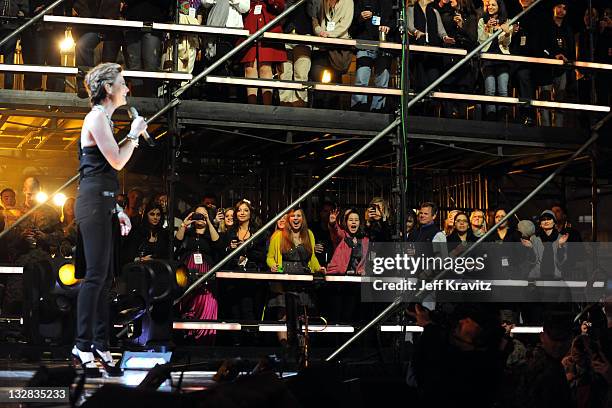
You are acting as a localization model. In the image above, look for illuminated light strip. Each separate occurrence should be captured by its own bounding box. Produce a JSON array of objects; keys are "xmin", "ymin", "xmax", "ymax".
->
[
  {"xmin": 257, "ymin": 324, "xmax": 354, "ymax": 333},
  {"xmin": 431, "ymin": 91, "xmax": 521, "ymax": 104},
  {"xmin": 488, "ymin": 280, "xmax": 529, "ymax": 287},
  {"xmin": 535, "ymin": 280, "xmax": 587, "ymax": 288},
  {"xmin": 152, "ymin": 22, "xmax": 249, "ymax": 36},
  {"xmin": 173, "ymin": 322, "xmax": 242, "ymax": 331},
  {"xmin": 593, "ymin": 281, "xmax": 605, "ymax": 288},
  {"xmin": 481, "ymin": 53, "xmax": 563, "ymax": 66},
  {"xmin": 34, "ymin": 16, "xmax": 612, "ymax": 70},
  {"xmin": 510, "ymin": 326, "xmax": 543, "ymax": 334},
  {"xmin": 122, "ymin": 70, "xmax": 192, "ymax": 80},
  {"xmin": 206, "ymin": 76, "xmax": 304, "ymax": 90},
  {"xmin": 43, "ymin": 15, "xmax": 144, "ymax": 28},
  {"xmin": 574, "ymin": 61, "xmax": 612, "ymax": 70},
  {"xmin": 409, "ymin": 44, "xmax": 467, "ymax": 55},
  {"xmin": 216, "ymin": 271, "xmax": 313, "ymax": 281},
  {"xmin": 313, "ymin": 83, "xmax": 402, "ymax": 95},
  {"xmin": 0, "ymin": 317, "xmax": 23, "ymax": 324},
  {"xmin": 264, "ymin": 32, "xmax": 355, "ymax": 46},
  {"xmin": 0, "ymin": 266, "xmax": 23, "ymax": 274},
  {"xmin": 324, "ymin": 275, "xmax": 365, "ymax": 283},
  {"xmin": 0, "ymin": 64, "xmax": 77, "ymax": 74},
  {"xmin": 530, "ymin": 100, "xmax": 610, "ymax": 112},
  {"xmin": 380, "ymin": 325, "xmax": 424, "ymax": 333}
]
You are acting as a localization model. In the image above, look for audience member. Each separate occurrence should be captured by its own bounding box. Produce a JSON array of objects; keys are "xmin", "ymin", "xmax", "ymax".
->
[
  {"xmin": 477, "ymin": 0, "xmax": 512, "ymax": 121},
  {"xmin": 540, "ymin": 0, "xmax": 574, "ymax": 127},
  {"xmin": 350, "ymin": 0, "xmax": 394, "ymax": 113},
  {"xmin": 176, "ymin": 206, "xmax": 221, "ymax": 342},
  {"xmin": 279, "ymin": 0, "xmax": 314, "ymax": 107},
  {"xmin": 241, "ymin": 0, "xmax": 287, "ymax": 104}
]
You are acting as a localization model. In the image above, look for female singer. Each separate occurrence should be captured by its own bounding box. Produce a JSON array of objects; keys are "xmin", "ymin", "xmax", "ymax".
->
[{"xmin": 72, "ymin": 62, "xmax": 147, "ymax": 377}]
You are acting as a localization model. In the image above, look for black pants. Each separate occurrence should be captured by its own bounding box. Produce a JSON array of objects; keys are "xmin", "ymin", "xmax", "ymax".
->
[
  {"xmin": 74, "ymin": 177, "xmax": 118, "ymax": 351},
  {"xmin": 512, "ymin": 65, "xmax": 535, "ymax": 120},
  {"xmin": 21, "ymin": 27, "xmax": 65, "ymax": 91}
]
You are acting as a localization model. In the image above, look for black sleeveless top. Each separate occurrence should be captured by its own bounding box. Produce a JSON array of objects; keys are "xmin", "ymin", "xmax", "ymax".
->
[
  {"xmin": 78, "ymin": 144, "xmax": 118, "ymax": 181},
  {"xmin": 77, "ymin": 106, "xmax": 119, "ymax": 188}
]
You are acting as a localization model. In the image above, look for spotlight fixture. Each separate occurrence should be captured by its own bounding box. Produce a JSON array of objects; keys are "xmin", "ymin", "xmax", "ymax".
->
[
  {"xmin": 35, "ymin": 191, "xmax": 49, "ymax": 204},
  {"xmin": 321, "ymin": 70, "xmax": 332, "ymax": 84},
  {"xmin": 53, "ymin": 193, "xmax": 67, "ymax": 207},
  {"xmin": 59, "ymin": 28, "xmax": 75, "ymax": 53},
  {"xmin": 115, "ymin": 260, "xmax": 188, "ymax": 347}
]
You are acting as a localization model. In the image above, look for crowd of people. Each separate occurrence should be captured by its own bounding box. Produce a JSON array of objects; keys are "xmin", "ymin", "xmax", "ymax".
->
[
  {"xmin": 0, "ymin": 176, "xmax": 611, "ymax": 406},
  {"xmin": 0, "ymin": 0, "xmax": 610, "ymax": 123}
]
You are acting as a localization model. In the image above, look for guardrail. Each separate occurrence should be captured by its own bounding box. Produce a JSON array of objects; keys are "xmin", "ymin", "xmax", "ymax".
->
[{"xmin": 39, "ymin": 15, "xmax": 612, "ymax": 71}]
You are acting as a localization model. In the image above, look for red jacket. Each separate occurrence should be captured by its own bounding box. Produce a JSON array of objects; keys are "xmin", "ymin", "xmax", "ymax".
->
[
  {"xmin": 326, "ymin": 223, "xmax": 369, "ymax": 275},
  {"xmin": 240, "ymin": 0, "xmax": 287, "ymax": 63}
]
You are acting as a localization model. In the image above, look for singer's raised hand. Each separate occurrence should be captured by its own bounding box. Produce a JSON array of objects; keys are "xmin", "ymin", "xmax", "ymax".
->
[{"xmin": 130, "ymin": 116, "xmax": 147, "ymax": 138}]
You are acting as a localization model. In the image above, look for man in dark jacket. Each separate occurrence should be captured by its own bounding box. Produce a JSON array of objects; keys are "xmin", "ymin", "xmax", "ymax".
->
[
  {"xmin": 540, "ymin": 0, "xmax": 574, "ymax": 127},
  {"xmin": 0, "ymin": 0, "xmax": 29, "ymax": 89},
  {"xmin": 350, "ymin": 0, "xmax": 393, "ymax": 113},
  {"xmin": 73, "ymin": 0, "xmax": 122, "ymax": 97},
  {"xmin": 509, "ymin": 0, "xmax": 550, "ymax": 126},
  {"xmin": 123, "ymin": 0, "xmax": 171, "ymax": 96}
]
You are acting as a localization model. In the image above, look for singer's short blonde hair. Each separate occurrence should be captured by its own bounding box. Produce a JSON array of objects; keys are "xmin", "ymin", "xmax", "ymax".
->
[{"xmin": 84, "ymin": 63, "xmax": 122, "ymax": 106}]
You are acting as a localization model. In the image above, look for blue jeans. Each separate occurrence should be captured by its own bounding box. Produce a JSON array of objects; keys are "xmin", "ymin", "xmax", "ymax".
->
[
  {"xmin": 351, "ymin": 49, "xmax": 391, "ymax": 110},
  {"xmin": 482, "ymin": 64, "xmax": 509, "ymax": 114},
  {"xmin": 125, "ymin": 31, "xmax": 163, "ymax": 96}
]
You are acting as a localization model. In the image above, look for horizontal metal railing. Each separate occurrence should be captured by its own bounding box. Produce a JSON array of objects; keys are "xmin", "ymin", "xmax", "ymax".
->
[
  {"xmin": 0, "ymin": 64, "xmax": 192, "ymax": 80},
  {"xmin": 40, "ymin": 15, "xmax": 612, "ymax": 71},
  {"xmin": 204, "ymin": 76, "xmax": 611, "ymax": 112}
]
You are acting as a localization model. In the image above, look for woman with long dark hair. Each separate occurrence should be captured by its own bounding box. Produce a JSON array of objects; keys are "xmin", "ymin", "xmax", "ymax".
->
[
  {"xmin": 447, "ymin": 211, "xmax": 476, "ymax": 256},
  {"xmin": 220, "ymin": 200, "xmax": 267, "ymax": 343},
  {"xmin": 122, "ymin": 202, "xmax": 170, "ymax": 265},
  {"xmin": 72, "ymin": 63, "xmax": 147, "ymax": 376}
]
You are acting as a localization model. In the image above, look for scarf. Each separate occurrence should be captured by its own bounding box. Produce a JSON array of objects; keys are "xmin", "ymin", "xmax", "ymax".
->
[{"xmin": 205, "ymin": 0, "xmax": 231, "ymax": 58}]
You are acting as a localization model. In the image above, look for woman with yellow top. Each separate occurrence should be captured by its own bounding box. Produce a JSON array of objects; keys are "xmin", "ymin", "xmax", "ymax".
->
[{"xmin": 267, "ymin": 208, "xmax": 325, "ymax": 274}]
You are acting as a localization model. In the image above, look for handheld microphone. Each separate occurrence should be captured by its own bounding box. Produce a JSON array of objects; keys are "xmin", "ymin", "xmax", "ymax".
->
[{"xmin": 127, "ymin": 107, "xmax": 155, "ymax": 147}]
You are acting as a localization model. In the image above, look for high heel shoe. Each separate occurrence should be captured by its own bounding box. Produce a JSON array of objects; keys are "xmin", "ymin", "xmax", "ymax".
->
[
  {"xmin": 92, "ymin": 348, "xmax": 123, "ymax": 377},
  {"xmin": 71, "ymin": 346, "xmax": 102, "ymax": 378}
]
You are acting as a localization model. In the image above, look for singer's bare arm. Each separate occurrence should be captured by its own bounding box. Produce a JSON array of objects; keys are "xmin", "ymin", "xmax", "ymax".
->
[{"xmin": 82, "ymin": 110, "xmax": 138, "ymax": 171}]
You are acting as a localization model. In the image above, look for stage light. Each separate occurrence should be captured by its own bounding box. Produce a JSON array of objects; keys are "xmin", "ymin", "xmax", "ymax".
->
[
  {"xmin": 59, "ymin": 28, "xmax": 75, "ymax": 52},
  {"xmin": 175, "ymin": 264, "xmax": 189, "ymax": 288},
  {"xmin": 58, "ymin": 263, "xmax": 79, "ymax": 286},
  {"xmin": 321, "ymin": 70, "xmax": 332, "ymax": 84},
  {"xmin": 115, "ymin": 260, "xmax": 187, "ymax": 347},
  {"xmin": 35, "ymin": 191, "xmax": 48, "ymax": 204},
  {"xmin": 22, "ymin": 258, "xmax": 80, "ymax": 345},
  {"xmin": 52, "ymin": 193, "xmax": 67, "ymax": 207}
]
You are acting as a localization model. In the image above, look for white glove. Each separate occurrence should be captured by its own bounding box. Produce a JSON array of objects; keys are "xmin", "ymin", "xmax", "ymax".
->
[{"xmin": 117, "ymin": 204, "xmax": 132, "ymax": 236}]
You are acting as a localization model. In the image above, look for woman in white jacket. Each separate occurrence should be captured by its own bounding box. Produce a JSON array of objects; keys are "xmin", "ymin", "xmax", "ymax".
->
[{"xmin": 477, "ymin": 0, "xmax": 512, "ymax": 120}]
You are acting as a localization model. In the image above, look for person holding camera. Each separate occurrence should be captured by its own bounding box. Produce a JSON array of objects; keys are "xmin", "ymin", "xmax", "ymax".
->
[
  {"xmin": 350, "ymin": 0, "xmax": 394, "ymax": 113},
  {"xmin": 175, "ymin": 206, "xmax": 221, "ymax": 342},
  {"xmin": 364, "ymin": 197, "xmax": 391, "ymax": 242}
]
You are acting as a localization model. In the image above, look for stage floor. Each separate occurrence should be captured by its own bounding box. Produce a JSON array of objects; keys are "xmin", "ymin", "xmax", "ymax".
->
[{"xmin": 0, "ymin": 357, "xmax": 298, "ymax": 407}]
